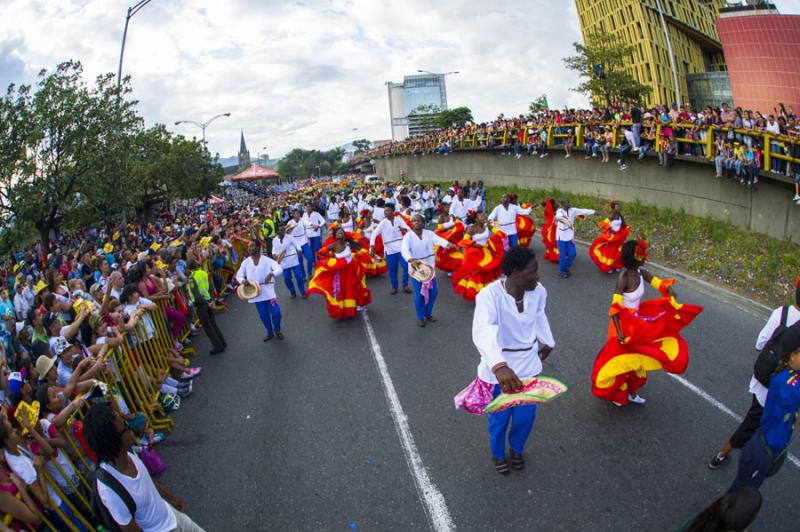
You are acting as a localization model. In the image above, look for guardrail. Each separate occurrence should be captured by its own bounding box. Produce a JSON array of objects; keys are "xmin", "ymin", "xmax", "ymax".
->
[{"xmin": 365, "ymin": 122, "xmax": 800, "ymax": 172}]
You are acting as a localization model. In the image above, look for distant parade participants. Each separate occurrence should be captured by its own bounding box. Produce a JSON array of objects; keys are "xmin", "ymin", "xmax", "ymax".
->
[
  {"xmin": 590, "ymin": 239, "xmax": 703, "ymax": 406},
  {"xmin": 401, "ymin": 214, "xmax": 456, "ymax": 327},
  {"xmin": 487, "ymin": 194, "xmax": 533, "ymax": 248},
  {"xmin": 452, "ymin": 212, "xmax": 506, "ymax": 302},
  {"xmin": 236, "ymin": 239, "xmax": 285, "ymax": 341},
  {"xmin": 588, "ymin": 200, "xmax": 630, "ymax": 273},
  {"xmin": 308, "ymin": 226, "xmax": 372, "ymax": 319},
  {"xmin": 302, "ymin": 202, "xmax": 326, "ymax": 263},
  {"xmin": 540, "ymin": 198, "xmax": 560, "ymax": 263},
  {"xmin": 339, "ymin": 207, "xmax": 356, "ymax": 233},
  {"xmin": 434, "ymin": 211, "xmax": 465, "ymax": 274},
  {"xmin": 472, "ymin": 247, "xmax": 555, "ymax": 474},
  {"xmin": 555, "ymin": 199, "xmax": 595, "ymax": 278},
  {"xmin": 356, "ymin": 209, "xmax": 387, "ymax": 277},
  {"xmin": 370, "ymin": 203, "xmax": 412, "ymax": 295},
  {"xmin": 286, "ymin": 209, "xmax": 314, "ymax": 278},
  {"xmin": 272, "ymin": 225, "xmax": 306, "ymax": 299}
]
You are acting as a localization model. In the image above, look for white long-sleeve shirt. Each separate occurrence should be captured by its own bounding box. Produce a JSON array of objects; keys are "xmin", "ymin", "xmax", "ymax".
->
[
  {"xmin": 401, "ymin": 230, "xmax": 450, "ymax": 267},
  {"xmin": 555, "ymin": 207, "xmax": 595, "ymax": 242},
  {"xmin": 488, "ymin": 204, "xmax": 532, "ymax": 236},
  {"xmin": 235, "ymin": 255, "xmax": 283, "ymax": 303},
  {"xmin": 370, "ymin": 215, "xmax": 411, "ymax": 256},
  {"xmin": 326, "ymin": 202, "xmax": 340, "ymax": 221},
  {"xmin": 302, "ymin": 211, "xmax": 326, "ymax": 239},
  {"xmin": 449, "ymin": 197, "xmax": 469, "ymax": 219},
  {"xmin": 472, "ymin": 280, "xmax": 555, "ymax": 384},
  {"xmin": 749, "ymin": 305, "xmax": 800, "ymax": 406},
  {"xmin": 285, "ymin": 219, "xmax": 309, "ymax": 247},
  {"xmin": 272, "ymin": 235, "xmax": 301, "ymax": 269}
]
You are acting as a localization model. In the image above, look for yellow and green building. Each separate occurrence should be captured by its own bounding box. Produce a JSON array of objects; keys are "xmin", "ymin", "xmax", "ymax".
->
[{"xmin": 574, "ymin": 0, "xmax": 731, "ymax": 108}]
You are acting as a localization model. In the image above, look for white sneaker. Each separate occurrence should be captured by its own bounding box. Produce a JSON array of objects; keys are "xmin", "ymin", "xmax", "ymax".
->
[
  {"xmin": 565, "ymin": 153, "xmax": 571, "ymax": 158},
  {"xmin": 628, "ymin": 394, "xmax": 646, "ymax": 404},
  {"xmin": 793, "ymin": 194, "xmax": 800, "ymax": 201}
]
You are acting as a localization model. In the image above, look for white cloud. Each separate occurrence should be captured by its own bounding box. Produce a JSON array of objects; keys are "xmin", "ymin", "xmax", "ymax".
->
[{"xmin": 1, "ymin": 0, "xmax": 799, "ymax": 160}]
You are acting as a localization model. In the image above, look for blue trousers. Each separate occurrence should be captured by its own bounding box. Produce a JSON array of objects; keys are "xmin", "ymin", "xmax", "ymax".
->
[
  {"xmin": 298, "ymin": 243, "xmax": 314, "ymax": 277},
  {"xmin": 487, "ymin": 384, "xmax": 537, "ymax": 460},
  {"xmin": 411, "ymin": 277, "xmax": 438, "ymax": 320},
  {"xmin": 309, "ymin": 236, "xmax": 322, "ymax": 257},
  {"xmin": 283, "ymin": 264, "xmax": 306, "ymax": 297},
  {"xmin": 507, "ymin": 233, "xmax": 518, "ymax": 248},
  {"xmin": 255, "ymin": 299, "xmax": 282, "ymax": 336},
  {"xmin": 557, "ymin": 239, "xmax": 577, "ymax": 275},
  {"xmin": 728, "ymin": 431, "xmax": 782, "ymax": 493},
  {"xmin": 386, "ymin": 252, "xmax": 409, "ymax": 289}
]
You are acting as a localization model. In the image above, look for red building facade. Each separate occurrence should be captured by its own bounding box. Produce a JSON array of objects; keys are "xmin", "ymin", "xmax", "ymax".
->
[{"xmin": 717, "ymin": 10, "xmax": 800, "ymax": 115}]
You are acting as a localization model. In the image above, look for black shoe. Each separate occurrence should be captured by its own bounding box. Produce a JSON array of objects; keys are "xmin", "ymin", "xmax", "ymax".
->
[
  {"xmin": 403, "ymin": 286, "xmax": 412, "ymax": 294},
  {"xmin": 276, "ymin": 332, "xmax": 284, "ymax": 340},
  {"xmin": 263, "ymin": 335, "xmax": 274, "ymax": 342},
  {"xmin": 417, "ymin": 320, "xmax": 426, "ymax": 327},
  {"xmin": 708, "ymin": 454, "xmax": 730, "ymax": 470},
  {"xmin": 210, "ymin": 348, "xmax": 224, "ymax": 355},
  {"xmin": 510, "ymin": 450, "xmax": 524, "ymax": 470},
  {"xmin": 390, "ymin": 288, "xmax": 398, "ymax": 295}
]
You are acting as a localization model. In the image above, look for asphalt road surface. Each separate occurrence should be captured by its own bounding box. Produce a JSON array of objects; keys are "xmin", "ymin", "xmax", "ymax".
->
[{"xmin": 157, "ymin": 237, "xmax": 799, "ymax": 532}]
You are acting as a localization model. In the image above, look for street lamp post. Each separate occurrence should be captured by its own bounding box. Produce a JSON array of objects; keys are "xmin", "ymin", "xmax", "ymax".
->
[
  {"xmin": 174, "ymin": 113, "xmax": 232, "ymax": 145},
  {"xmin": 117, "ymin": 0, "xmax": 154, "ymax": 89},
  {"xmin": 258, "ymin": 146, "xmax": 268, "ymax": 166}
]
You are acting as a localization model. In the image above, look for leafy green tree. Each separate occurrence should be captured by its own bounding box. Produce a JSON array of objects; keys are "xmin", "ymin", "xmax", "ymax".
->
[
  {"xmin": 563, "ymin": 31, "xmax": 652, "ymax": 106},
  {"xmin": 436, "ymin": 107, "xmax": 473, "ymax": 128},
  {"xmin": 352, "ymin": 139, "xmax": 372, "ymax": 152},
  {"xmin": 0, "ymin": 61, "xmax": 140, "ymax": 249},
  {"xmin": 408, "ymin": 104, "xmax": 441, "ymax": 132},
  {"xmin": 529, "ymin": 94, "xmax": 549, "ymax": 114},
  {"xmin": 277, "ymin": 147, "xmax": 345, "ymax": 180}
]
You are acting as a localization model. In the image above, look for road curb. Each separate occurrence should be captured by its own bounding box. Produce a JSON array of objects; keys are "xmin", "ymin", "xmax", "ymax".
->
[{"xmin": 573, "ymin": 238, "xmax": 772, "ymax": 320}]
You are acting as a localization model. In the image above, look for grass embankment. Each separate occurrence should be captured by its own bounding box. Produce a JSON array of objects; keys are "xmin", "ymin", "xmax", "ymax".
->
[{"xmin": 475, "ymin": 186, "xmax": 797, "ymax": 307}]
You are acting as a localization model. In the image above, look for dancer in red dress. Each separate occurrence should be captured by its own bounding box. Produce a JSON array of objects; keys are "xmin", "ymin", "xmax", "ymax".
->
[
  {"xmin": 308, "ymin": 227, "xmax": 372, "ymax": 319},
  {"xmin": 434, "ymin": 211, "xmax": 465, "ymax": 273},
  {"xmin": 540, "ymin": 198, "xmax": 559, "ymax": 263},
  {"xmin": 511, "ymin": 194, "xmax": 536, "ymax": 248},
  {"xmin": 590, "ymin": 239, "xmax": 703, "ymax": 406},
  {"xmin": 452, "ymin": 213, "xmax": 506, "ymax": 302},
  {"xmin": 589, "ymin": 200, "xmax": 630, "ymax": 273}
]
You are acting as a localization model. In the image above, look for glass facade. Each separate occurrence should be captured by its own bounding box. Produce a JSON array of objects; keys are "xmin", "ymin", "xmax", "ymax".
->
[
  {"xmin": 387, "ymin": 74, "xmax": 448, "ymax": 140},
  {"xmin": 686, "ymin": 72, "xmax": 732, "ymax": 110},
  {"xmin": 403, "ymin": 75, "xmax": 447, "ymax": 115}
]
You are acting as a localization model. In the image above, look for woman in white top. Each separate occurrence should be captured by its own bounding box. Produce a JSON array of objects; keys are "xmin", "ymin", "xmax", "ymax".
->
[
  {"xmin": 591, "ymin": 239, "xmax": 703, "ymax": 407},
  {"xmin": 308, "ymin": 227, "xmax": 371, "ymax": 319},
  {"xmin": 272, "ymin": 226, "xmax": 306, "ymax": 299},
  {"xmin": 286, "ymin": 209, "xmax": 314, "ymax": 279},
  {"xmin": 452, "ymin": 213, "xmax": 506, "ymax": 302},
  {"xmin": 487, "ymin": 194, "xmax": 532, "ymax": 248},
  {"xmin": 236, "ymin": 239, "xmax": 284, "ymax": 341}
]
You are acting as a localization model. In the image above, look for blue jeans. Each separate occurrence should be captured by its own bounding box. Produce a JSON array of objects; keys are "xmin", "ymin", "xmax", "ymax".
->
[
  {"xmin": 56, "ymin": 501, "xmax": 89, "ymax": 532},
  {"xmin": 507, "ymin": 233, "xmax": 518, "ymax": 248},
  {"xmin": 309, "ymin": 236, "xmax": 322, "ymax": 257},
  {"xmin": 385, "ymin": 252, "xmax": 409, "ymax": 290},
  {"xmin": 299, "ymin": 243, "xmax": 314, "ymax": 277},
  {"xmin": 283, "ymin": 264, "xmax": 306, "ymax": 297},
  {"xmin": 487, "ymin": 384, "xmax": 537, "ymax": 460},
  {"xmin": 255, "ymin": 299, "xmax": 281, "ymax": 336},
  {"xmin": 728, "ymin": 431, "xmax": 781, "ymax": 493},
  {"xmin": 411, "ymin": 278, "xmax": 438, "ymax": 320},
  {"xmin": 557, "ymin": 239, "xmax": 577, "ymax": 275}
]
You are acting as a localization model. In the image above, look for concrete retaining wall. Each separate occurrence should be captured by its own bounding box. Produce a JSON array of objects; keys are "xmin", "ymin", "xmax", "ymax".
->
[{"xmin": 375, "ymin": 152, "xmax": 799, "ymax": 241}]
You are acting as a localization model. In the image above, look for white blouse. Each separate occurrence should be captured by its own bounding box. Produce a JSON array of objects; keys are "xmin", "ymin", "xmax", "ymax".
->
[
  {"xmin": 401, "ymin": 230, "xmax": 450, "ymax": 267},
  {"xmin": 235, "ymin": 255, "xmax": 283, "ymax": 303},
  {"xmin": 272, "ymin": 235, "xmax": 301, "ymax": 269}
]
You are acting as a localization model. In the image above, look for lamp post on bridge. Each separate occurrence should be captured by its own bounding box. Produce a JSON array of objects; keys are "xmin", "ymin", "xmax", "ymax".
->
[
  {"xmin": 174, "ymin": 113, "xmax": 232, "ymax": 146},
  {"xmin": 117, "ymin": 0, "xmax": 154, "ymax": 89}
]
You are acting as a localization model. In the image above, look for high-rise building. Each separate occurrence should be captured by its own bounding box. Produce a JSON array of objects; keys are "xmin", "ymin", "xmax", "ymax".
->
[
  {"xmin": 574, "ymin": 0, "xmax": 730, "ymax": 107},
  {"xmin": 717, "ymin": 2, "xmax": 800, "ymax": 114},
  {"xmin": 238, "ymin": 130, "xmax": 251, "ymax": 169},
  {"xmin": 387, "ymin": 74, "xmax": 448, "ymax": 141}
]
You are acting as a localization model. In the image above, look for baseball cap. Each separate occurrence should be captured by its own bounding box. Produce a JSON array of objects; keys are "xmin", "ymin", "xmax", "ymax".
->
[
  {"xmin": 7, "ymin": 372, "xmax": 23, "ymax": 397},
  {"xmin": 52, "ymin": 336, "xmax": 73, "ymax": 357}
]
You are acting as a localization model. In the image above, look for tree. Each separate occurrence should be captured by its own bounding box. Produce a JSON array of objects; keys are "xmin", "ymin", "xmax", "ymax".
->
[
  {"xmin": 0, "ymin": 61, "xmax": 140, "ymax": 249},
  {"xmin": 436, "ymin": 107, "xmax": 473, "ymax": 129},
  {"xmin": 408, "ymin": 104, "xmax": 441, "ymax": 132},
  {"xmin": 563, "ymin": 31, "xmax": 652, "ymax": 106},
  {"xmin": 277, "ymin": 147, "xmax": 345, "ymax": 180},
  {"xmin": 529, "ymin": 94, "xmax": 549, "ymax": 114},
  {"xmin": 352, "ymin": 138, "xmax": 372, "ymax": 152}
]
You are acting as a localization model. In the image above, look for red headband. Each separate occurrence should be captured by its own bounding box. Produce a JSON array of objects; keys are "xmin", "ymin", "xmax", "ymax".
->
[{"xmin": 634, "ymin": 236, "xmax": 649, "ymax": 263}]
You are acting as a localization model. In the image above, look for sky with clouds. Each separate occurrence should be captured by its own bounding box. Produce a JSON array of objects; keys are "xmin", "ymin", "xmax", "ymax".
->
[{"xmin": 1, "ymin": 0, "xmax": 800, "ymax": 160}]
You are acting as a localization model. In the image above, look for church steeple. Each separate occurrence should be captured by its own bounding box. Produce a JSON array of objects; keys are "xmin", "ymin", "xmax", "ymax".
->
[{"xmin": 238, "ymin": 130, "xmax": 251, "ymax": 169}]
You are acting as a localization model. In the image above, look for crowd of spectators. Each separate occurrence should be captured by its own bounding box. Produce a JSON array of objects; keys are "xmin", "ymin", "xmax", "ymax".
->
[{"xmin": 372, "ymin": 101, "xmax": 800, "ymax": 205}]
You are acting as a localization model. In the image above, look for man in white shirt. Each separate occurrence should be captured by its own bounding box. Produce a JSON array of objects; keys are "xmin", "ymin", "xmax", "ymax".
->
[
  {"xmin": 370, "ymin": 203, "xmax": 412, "ymax": 294},
  {"xmin": 286, "ymin": 209, "xmax": 313, "ymax": 278},
  {"xmin": 86, "ymin": 403, "xmax": 205, "ymax": 532},
  {"xmin": 302, "ymin": 203, "xmax": 326, "ymax": 260},
  {"xmin": 236, "ymin": 239, "xmax": 285, "ymax": 341},
  {"xmin": 555, "ymin": 199, "xmax": 595, "ymax": 278},
  {"xmin": 326, "ymin": 197, "xmax": 340, "ymax": 222},
  {"xmin": 442, "ymin": 189, "xmax": 454, "ymax": 207},
  {"xmin": 13, "ymin": 282, "xmax": 30, "ymax": 322},
  {"xmin": 401, "ymin": 215, "xmax": 454, "ymax": 327},
  {"xmin": 448, "ymin": 190, "xmax": 469, "ymax": 220},
  {"xmin": 272, "ymin": 225, "xmax": 306, "ymax": 299},
  {"xmin": 487, "ymin": 194, "xmax": 533, "ymax": 248},
  {"xmin": 472, "ymin": 247, "xmax": 555, "ymax": 474},
  {"xmin": 708, "ymin": 276, "xmax": 800, "ymax": 469}
]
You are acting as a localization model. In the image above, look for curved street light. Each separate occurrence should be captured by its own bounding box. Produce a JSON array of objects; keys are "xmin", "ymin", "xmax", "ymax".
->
[
  {"xmin": 174, "ymin": 113, "xmax": 232, "ymax": 144},
  {"xmin": 117, "ymin": 0, "xmax": 154, "ymax": 89}
]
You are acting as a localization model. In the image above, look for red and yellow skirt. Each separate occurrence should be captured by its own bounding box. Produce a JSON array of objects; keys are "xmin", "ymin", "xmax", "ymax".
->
[
  {"xmin": 308, "ymin": 254, "xmax": 372, "ymax": 319},
  {"xmin": 589, "ymin": 220, "xmax": 630, "ymax": 273},
  {"xmin": 451, "ymin": 231, "xmax": 505, "ymax": 302}
]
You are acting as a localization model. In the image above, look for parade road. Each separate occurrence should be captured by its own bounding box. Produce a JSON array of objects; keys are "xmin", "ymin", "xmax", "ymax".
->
[{"xmin": 157, "ymin": 238, "xmax": 798, "ymax": 532}]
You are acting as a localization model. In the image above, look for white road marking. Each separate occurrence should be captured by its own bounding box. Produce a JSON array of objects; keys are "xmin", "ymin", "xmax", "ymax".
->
[
  {"xmin": 362, "ymin": 310, "xmax": 456, "ymax": 531},
  {"xmin": 668, "ymin": 374, "xmax": 800, "ymax": 468}
]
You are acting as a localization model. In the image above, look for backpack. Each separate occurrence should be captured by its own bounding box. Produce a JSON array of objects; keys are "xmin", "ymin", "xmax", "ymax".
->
[
  {"xmin": 91, "ymin": 466, "xmax": 137, "ymax": 532},
  {"xmin": 754, "ymin": 306, "xmax": 800, "ymax": 387}
]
